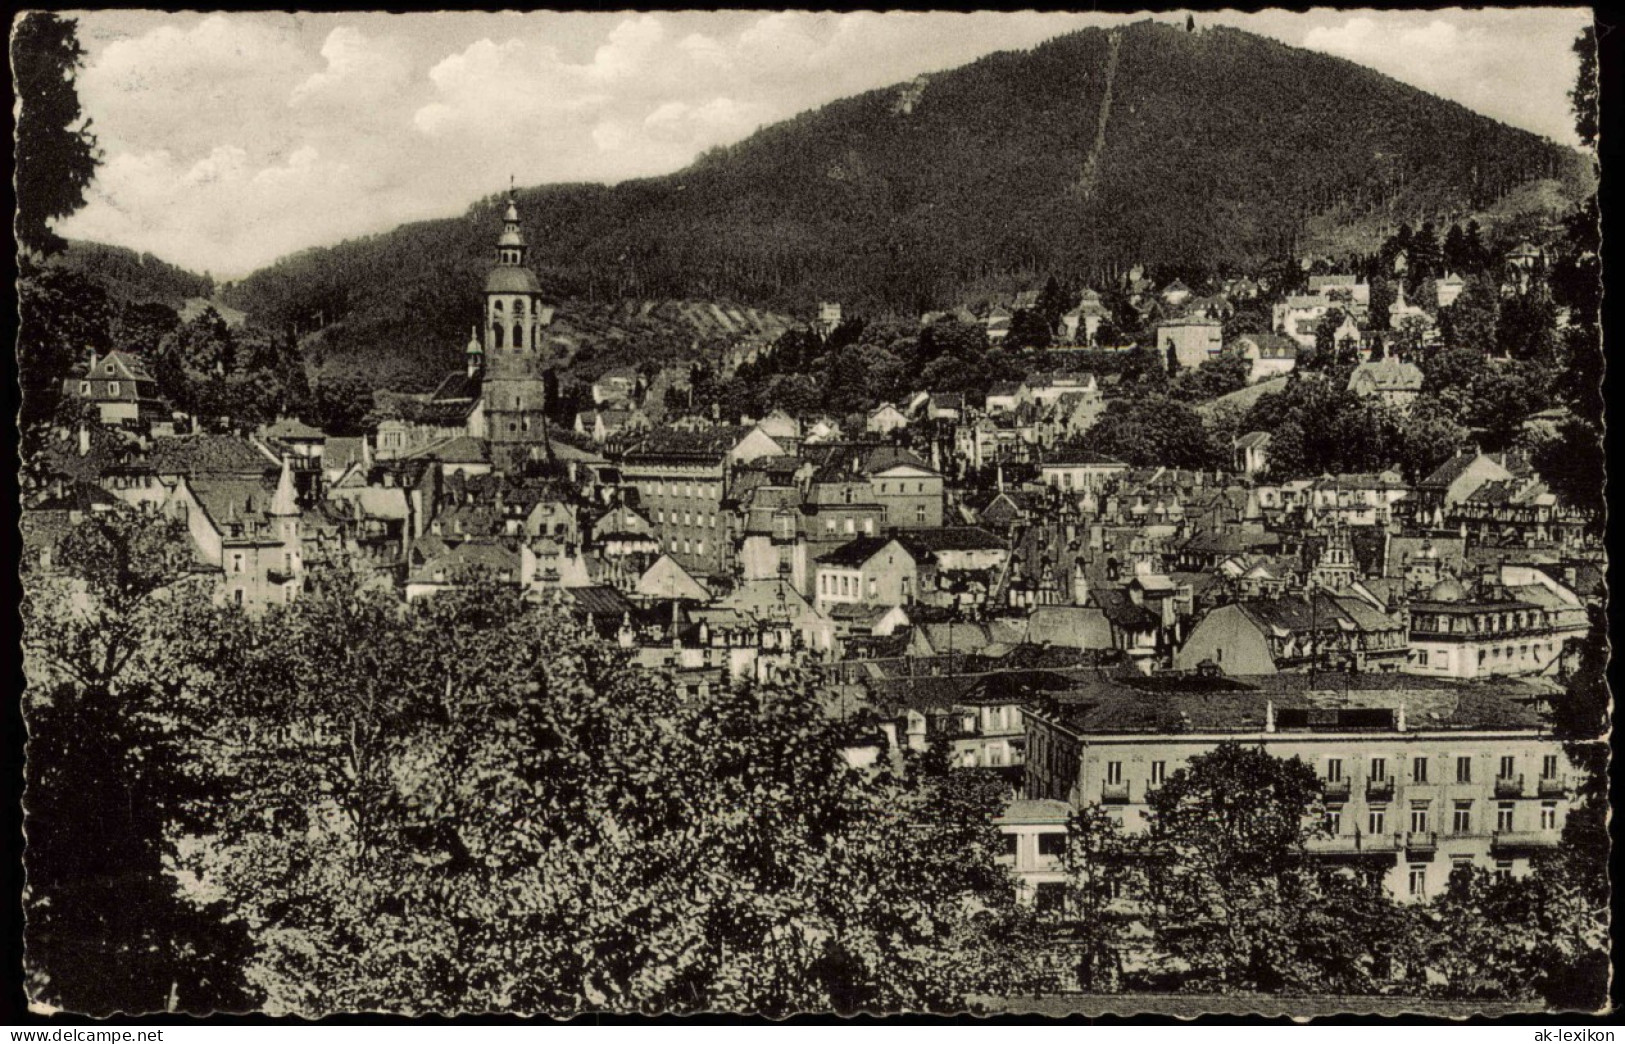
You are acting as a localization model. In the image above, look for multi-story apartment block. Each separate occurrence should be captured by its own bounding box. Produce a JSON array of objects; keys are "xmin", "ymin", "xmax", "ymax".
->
[
  {"xmin": 1022, "ymin": 672, "xmax": 1572, "ymax": 902},
  {"xmin": 620, "ymin": 425, "xmax": 784, "ymax": 580}
]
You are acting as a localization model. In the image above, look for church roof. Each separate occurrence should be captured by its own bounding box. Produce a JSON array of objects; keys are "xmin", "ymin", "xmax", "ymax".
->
[{"xmin": 485, "ymin": 266, "xmax": 541, "ymax": 295}]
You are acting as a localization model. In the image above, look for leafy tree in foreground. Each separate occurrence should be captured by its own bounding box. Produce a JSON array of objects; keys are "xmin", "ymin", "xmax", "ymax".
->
[
  {"xmin": 1138, "ymin": 743, "xmax": 1325, "ymax": 992},
  {"xmin": 170, "ymin": 571, "xmax": 1046, "ymax": 1015},
  {"xmin": 22, "ymin": 508, "xmax": 255, "ymax": 1014}
]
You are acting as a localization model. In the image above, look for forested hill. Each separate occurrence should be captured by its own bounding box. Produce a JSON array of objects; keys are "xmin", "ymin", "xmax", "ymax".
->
[
  {"xmin": 223, "ymin": 19, "xmax": 1585, "ymax": 382},
  {"xmin": 56, "ymin": 240, "xmax": 215, "ymax": 307}
]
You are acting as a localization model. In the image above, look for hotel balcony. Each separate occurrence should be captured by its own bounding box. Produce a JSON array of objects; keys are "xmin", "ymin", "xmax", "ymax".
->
[
  {"xmin": 1321, "ymin": 778, "xmax": 1352, "ymax": 802},
  {"xmin": 1365, "ymin": 777, "xmax": 1395, "ymax": 802},
  {"xmin": 1494, "ymin": 775, "xmax": 1525, "ymax": 799},
  {"xmin": 1537, "ymin": 776, "xmax": 1569, "ymax": 798},
  {"xmin": 1308, "ymin": 830, "xmax": 1401, "ymax": 860},
  {"xmin": 1404, "ymin": 832, "xmax": 1438, "ymax": 858},
  {"xmin": 1102, "ymin": 781, "xmax": 1131, "ymax": 804},
  {"xmin": 1491, "ymin": 830, "xmax": 1560, "ymax": 854}
]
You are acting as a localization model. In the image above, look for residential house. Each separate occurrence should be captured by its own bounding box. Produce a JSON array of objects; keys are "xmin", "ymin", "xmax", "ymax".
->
[
  {"xmin": 62, "ymin": 351, "xmax": 168, "ymax": 427},
  {"xmin": 1038, "ymin": 449, "xmax": 1130, "ymax": 493},
  {"xmin": 1347, "ymin": 359, "xmax": 1424, "ymax": 410},
  {"xmin": 1174, "ymin": 592, "xmax": 1408, "ymax": 673},
  {"xmin": 866, "ymin": 402, "xmax": 910, "ymax": 435},
  {"xmin": 1234, "ymin": 432, "xmax": 1271, "ymax": 477},
  {"xmin": 1157, "ymin": 316, "xmax": 1223, "ymax": 369},
  {"xmin": 1231, "ymin": 333, "xmax": 1298, "ymax": 384}
]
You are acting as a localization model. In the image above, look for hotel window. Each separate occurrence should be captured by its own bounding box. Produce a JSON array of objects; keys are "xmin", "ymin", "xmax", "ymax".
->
[
  {"xmin": 79, "ymin": 381, "xmax": 90, "ymax": 396},
  {"xmin": 1409, "ymin": 805, "xmax": 1429, "ymax": 834},
  {"xmin": 1370, "ymin": 757, "xmax": 1387, "ymax": 782},
  {"xmin": 1494, "ymin": 860, "xmax": 1514, "ymax": 882},
  {"xmin": 825, "ymin": 520, "xmax": 836, "ymax": 535},
  {"xmin": 1408, "ymin": 865, "xmax": 1427, "ymax": 897},
  {"xmin": 1455, "ymin": 756, "xmax": 1472, "ymax": 784},
  {"xmin": 1541, "ymin": 754, "xmax": 1559, "ymax": 780},
  {"xmin": 1002, "ymin": 834, "xmax": 1018, "ymax": 858},
  {"xmin": 1540, "ymin": 802, "xmax": 1558, "ymax": 831},
  {"xmin": 1105, "ymin": 761, "xmax": 1123, "ymax": 785},
  {"xmin": 845, "ymin": 518, "xmax": 855, "ymax": 534},
  {"xmin": 1325, "ymin": 807, "xmax": 1342, "ymax": 835},
  {"xmin": 1499, "ymin": 756, "xmax": 1516, "ymax": 780},
  {"xmin": 1150, "ymin": 761, "xmax": 1166, "ymax": 785},
  {"xmin": 1412, "ymin": 757, "xmax": 1429, "ymax": 783},
  {"xmin": 1497, "ymin": 802, "xmax": 1515, "ymax": 832},
  {"xmin": 232, "ymin": 553, "xmax": 244, "ymax": 574},
  {"xmin": 234, "ymin": 589, "xmax": 244, "ymax": 607},
  {"xmin": 1038, "ymin": 833, "xmax": 1066, "ymax": 858},
  {"xmin": 1452, "ymin": 801, "xmax": 1472, "ymax": 834},
  {"xmin": 915, "ymin": 504, "xmax": 927, "ymax": 524},
  {"xmin": 1325, "ymin": 758, "xmax": 1343, "ymax": 782},
  {"xmin": 697, "ymin": 541, "xmax": 706, "ymax": 556},
  {"xmin": 867, "ymin": 578, "xmax": 877, "ymax": 599},
  {"xmin": 108, "ymin": 381, "xmax": 119, "ymax": 396},
  {"xmin": 864, "ymin": 519, "xmax": 875, "ymax": 534}
]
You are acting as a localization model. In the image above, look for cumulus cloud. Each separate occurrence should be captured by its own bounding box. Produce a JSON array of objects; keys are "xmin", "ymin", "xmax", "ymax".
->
[{"xmin": 291, "ymin": 26, "xmax": 411, "ymax": 107}]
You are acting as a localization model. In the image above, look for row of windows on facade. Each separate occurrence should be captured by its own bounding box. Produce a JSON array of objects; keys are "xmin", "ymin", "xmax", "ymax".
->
[
  {"xmin": 231, "ymin": 551, "xmax": 298, "ymax": 573},
  {"xmin": 1326, "ymin": 800, "xmax": 1560, "ymax": 837},
  {"xmin": 1413, "ymin": 610, "xmax": 1576, "ymax": 634},
  {"xmin": 1078, "ymin": 752, "xmax": 1561, "ymax": 789},
  {"xmin": 818, "ymin": 572, "xmax": 900, "ymax": 600},
  {"xmin": 1319, "ymin": 753, "xmax": 1562, "ymax": 785},
  {"xmin": 655, "ymin": 509, "xmax": 719, "ymax": 528},
  {"xmin": 650, "ymin": 481, "xmax": 723, "ymax": 500},
  {"xmin": 1410, "ymin": 641, "xmax": 1560, "ymax": 668},
  {"xmin": 230, "ymin": 583, "xmax": 297, "ymax": 606}
]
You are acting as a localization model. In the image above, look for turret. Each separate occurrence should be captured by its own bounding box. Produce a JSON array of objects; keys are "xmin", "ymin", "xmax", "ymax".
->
[{"xmin": 466, "ymin": 326, "xmax": 483, "ymax": 379}]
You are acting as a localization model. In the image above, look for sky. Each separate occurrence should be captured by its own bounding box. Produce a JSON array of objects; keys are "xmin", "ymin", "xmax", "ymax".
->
[{"xmin": 50, "ymin": 8, "xmax": 1592, "ymax": 279}]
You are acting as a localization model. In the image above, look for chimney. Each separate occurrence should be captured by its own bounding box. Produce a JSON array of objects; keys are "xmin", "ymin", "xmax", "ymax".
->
[
  {"xmin": 1265, "ymin": 700, "xmax": 1276, "ymax": 733},
  {"xmin": 77, "ymin": 425, "xmax": 91, "ymax": 458}
]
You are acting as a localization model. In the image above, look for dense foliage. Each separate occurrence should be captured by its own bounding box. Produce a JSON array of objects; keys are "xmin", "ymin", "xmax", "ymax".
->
[{"xmin": 23, "ymin": 526, "xmax": 1052, "ymax": 1015}]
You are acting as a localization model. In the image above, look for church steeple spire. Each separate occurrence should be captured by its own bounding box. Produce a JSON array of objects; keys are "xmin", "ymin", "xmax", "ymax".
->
[{"xmin": 497, "ymin": 181, "xmax": 527, "ymax": 267}]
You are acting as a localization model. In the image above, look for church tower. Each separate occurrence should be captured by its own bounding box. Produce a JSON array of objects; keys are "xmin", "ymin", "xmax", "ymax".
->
[{"xmin": 481, "ymin": 186, "xmax": 553, "ymax": 474}]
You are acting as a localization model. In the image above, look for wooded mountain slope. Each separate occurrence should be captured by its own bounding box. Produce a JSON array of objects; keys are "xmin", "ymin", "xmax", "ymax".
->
[{"xmin": 221, "ymin": 20, "xmax": 1585, "ymax": 387}]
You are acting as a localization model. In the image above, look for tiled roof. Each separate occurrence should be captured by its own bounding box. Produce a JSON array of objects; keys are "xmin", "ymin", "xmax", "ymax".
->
[
  {"xmin": 816, "ymin": 536, "xmax": 913, "ymax": 568},
  {"xmin": 261, "ymin": 417, "xmax": 326, "ymax": 440},
  {"xmin": 406, "ymin": 435, "xmax": 489, "ymax": 465},
  {"xmin": 623, "ymin": 425, "xmax": 753, "ymax": 461},
  {"xmin": 148, "ymin": 435, "xmax": 280, "ymax": 477},
  {"xmin": 563, "ymin": 584, "xmax": 638, "ymax": 617},
  {"xmin": 1041, "ymin": 448, "xmax": 1127, "ymax": 467},
  {"xmin": 901, "ymin": 526, "xmax": 1005, "ymax": 553},
  {"xmin": 1034, "ymin": 672, "xmax": 1549, "ymax": 735}
]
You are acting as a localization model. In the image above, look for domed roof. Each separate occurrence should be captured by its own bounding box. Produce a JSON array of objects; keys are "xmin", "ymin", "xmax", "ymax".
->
[
  {"xmin": 1426, "ymin": 577, "xmax": 1465, "ymax": 603},
  {"xmin": 485, "ymin": 266, "xmax": 541, "ymax": 294}
]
